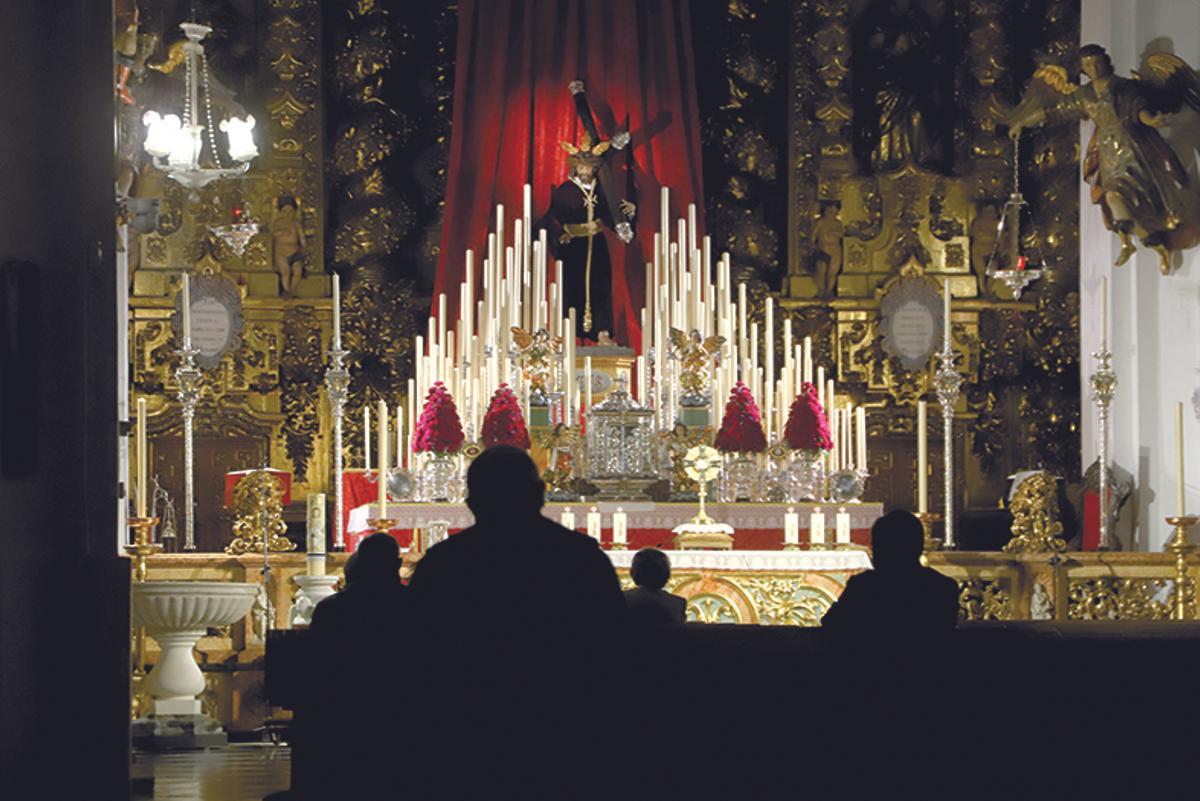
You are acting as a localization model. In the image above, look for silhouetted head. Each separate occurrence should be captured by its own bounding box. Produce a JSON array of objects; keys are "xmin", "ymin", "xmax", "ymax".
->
[
  {"xmin": 870, "ymin": 510, "xmax": 925, "ymax": 570},
  {"xmin": 276, "ymin": 195, "xmax": 298, "ymax": 211},
  {"xmin": 466, "ymin": 445, "xmax": 545, "ymax": 523},
  {"xmin": 631, "ymin": 548, "xmax": 671, "ymax": 590},
  {"xmin": 342, "ymin": 551, "xmax": 359, "ymax": 585},
  {"xmin": 351, "ymin": 532, "xmax": 401, "ymax": 586}
]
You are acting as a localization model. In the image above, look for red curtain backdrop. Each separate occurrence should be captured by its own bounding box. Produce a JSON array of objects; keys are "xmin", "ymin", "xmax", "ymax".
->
[{"xmin": 434, "ymin": 0, "xmax": 705, "ymax": 348}]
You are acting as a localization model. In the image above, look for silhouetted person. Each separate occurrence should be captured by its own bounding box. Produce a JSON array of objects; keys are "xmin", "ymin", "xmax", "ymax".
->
[
  {"xmin": 819, "ymin": 509, "xmax": 960, "ymax": 797},
  {"xmin": 291, "ymin": 532, "xmax": 408, "ymax": 800},
  {"xmin": 408, "ymin": 446, "xmax": 626, "ymax": 801},
  {"xmin": 821, "ymin": 509, "xmax": 959, "ymax": 640},
  {"xmin": 624, "ymin": 548, "xmax": 686, "ymax": 625}
]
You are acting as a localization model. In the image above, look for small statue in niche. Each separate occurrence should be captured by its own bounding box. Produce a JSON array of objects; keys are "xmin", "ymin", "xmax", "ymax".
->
[
  {"xmin": 271, "ymin": 196, "xmax": 306, "ymax": 296},
  {"xmin": 1007, "ymin": 44, "xmax": 1200, "ymax": 274},
  {"xmin": 851, "ymin": 0, "xmax": 949, "ymax": 173},
  {"xmin": 812, "ymin": 202, "xmax": 844, "ymax": 297},
  {"xmin": 969, "ymin": 202, "xmax": 1000, "ymax": 299}
]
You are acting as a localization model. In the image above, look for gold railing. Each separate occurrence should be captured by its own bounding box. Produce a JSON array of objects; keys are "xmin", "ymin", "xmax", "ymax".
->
[{"xmin": 926, "ymin": 551, "xmax": 1198, "ymax": 622}]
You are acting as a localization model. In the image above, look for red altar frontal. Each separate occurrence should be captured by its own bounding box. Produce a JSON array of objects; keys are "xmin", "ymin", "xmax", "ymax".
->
[{"xmin": 343, "ymin": 498, "xmax": 885, "ymax": 553}]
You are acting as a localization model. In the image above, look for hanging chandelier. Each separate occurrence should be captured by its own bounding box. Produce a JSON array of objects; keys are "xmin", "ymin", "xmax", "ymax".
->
[{"xmin": 142, "ymin": 22, "xmax": 259, "ymax": 190}]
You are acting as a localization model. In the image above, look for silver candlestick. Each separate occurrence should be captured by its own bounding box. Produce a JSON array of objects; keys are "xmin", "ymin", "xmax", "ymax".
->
[
  {"xmin": 1089, "ymin": 346, "xmax": 1117, "ymax": 549},
  {"xmin": 324, "ymin": 341, "xmax": 350, "ymax": 551},
  {"xmin": 175, "ymin": 341, "xmax": 202, "ymax": 551},
  {"xmin": 934, "ymin": 344, "xmax": 964, "ymax": 548}
]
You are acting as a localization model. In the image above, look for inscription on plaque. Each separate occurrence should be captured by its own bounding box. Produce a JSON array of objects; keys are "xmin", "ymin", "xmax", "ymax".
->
[
  {"xmin": 879, "ymin": 277, "xmax": 944, "ymax": 371},
  {"xmin": 191, "ymin": 296, "xmax": 233, "ymax": 359},
  {"xmin": 890, "ymin": 301, "xmax": 936, "ymax": 362},
  {"xmin": 173, "ymin": 274, "xmax": 245, "ymax": 369}
]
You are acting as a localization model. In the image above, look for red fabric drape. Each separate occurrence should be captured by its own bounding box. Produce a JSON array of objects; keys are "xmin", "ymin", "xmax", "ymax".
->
[{"xmin": 434, "ymin": 0, "xmax": 705, "ymax": 348}]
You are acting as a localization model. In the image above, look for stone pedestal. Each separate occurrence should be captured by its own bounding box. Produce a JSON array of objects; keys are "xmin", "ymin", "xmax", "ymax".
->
[
  {"xmin": 131, "ymin": 581, "xmax": 258, "ymax": 751},
  {"xmin": 132, "ymin": 714, "xmax": 227, "ymax": 751}
]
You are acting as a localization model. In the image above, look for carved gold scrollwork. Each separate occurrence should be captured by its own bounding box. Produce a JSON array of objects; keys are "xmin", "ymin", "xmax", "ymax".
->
[
  {"xmin": 226, "ymin": 469, "xmax": 296, "ymax": 555},
  {"xmin": 1004, "ymin": 471, "xmax": 1067, "ymax": 554},
  {"xmin": 958, "ymin": 578, "xmax": 1013, "ymax": 621},
  {"xmin": 1068, "ymin": 579, "xmax": 1174, "ymax": 621},
  {"xmin": 280, "ymin": 306, "xmax": 323, "ymax": 479},
  {"xmin": 738, "ymin": 577, "xmax": 838, "ymax": 627}
]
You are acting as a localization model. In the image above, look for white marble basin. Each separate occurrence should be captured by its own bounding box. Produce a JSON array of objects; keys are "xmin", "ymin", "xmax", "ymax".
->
[{"xmin": 132, "ymin": 581, "xmax": 259, "ymax": 716}]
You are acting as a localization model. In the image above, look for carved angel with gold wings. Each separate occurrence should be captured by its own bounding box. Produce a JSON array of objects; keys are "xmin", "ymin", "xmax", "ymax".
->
[
  {"xmin": 669, "ymin": 328, "xmax": 725, "ymax": 401},
  {"xmin": 511, "ymin": 327, "xmax": 562, "ymax": 401},
  {"xmin": 1005, "ymin": 44, "xmax": 1200, "ymax": 274}
]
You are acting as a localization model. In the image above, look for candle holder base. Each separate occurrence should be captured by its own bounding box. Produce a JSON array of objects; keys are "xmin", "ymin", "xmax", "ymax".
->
[
  {"xmin": 672, "ymin": 521, "xmax": 735, "ymax": 551},
  {"xmin": 1164, "ymin": 516, "xmax": 1197, "ymax": 621},
  {"xmin": 609, "ymin": 543, "xmax": 628, "ymax": 551},
  {"xmin": 125, "ymin": 517, "xmax": 163, "ymax": 583},
  {"xmin": 915, "ymin": 512, "xmax": 944, "ymax": 554},
  {"xmin": 367, "ymin": 518, "xmax": 399, "ymax": 536},
  {"xmin": 783, "ymin": 543, "xmax": 801, "ymax": 551}
]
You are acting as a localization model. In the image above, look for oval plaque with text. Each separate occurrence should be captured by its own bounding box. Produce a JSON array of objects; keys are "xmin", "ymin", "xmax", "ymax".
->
[
  {"xmin": 879, "ymin": 278, "xmax": 944, "ymax": 371},
  {"xmin": 173, "ymin": 274, "xmax": 244, "ymax": 369}
]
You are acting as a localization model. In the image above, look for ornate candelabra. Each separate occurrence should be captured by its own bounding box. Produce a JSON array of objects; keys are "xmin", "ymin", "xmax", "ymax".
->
[
  {"xmin": 1089, "ymin": 347, "xmax": 1117, "ymax": 549},
  {"xmin": 324, "ymin": 342, "xmax": 350, "ymax": 551},
  {"xmin": 1164, "ymin": 516, "xmax": 1197, "ymax": 621},
  {"xmin": 175, "ymin": 342, "xmax": 201, "ymax": 551},
  {"xmin": 934, "ymin": 345, "xmax": 963, "ymax": 548}
]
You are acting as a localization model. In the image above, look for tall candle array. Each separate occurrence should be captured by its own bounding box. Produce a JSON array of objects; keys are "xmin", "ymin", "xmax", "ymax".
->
[{"xmin": 413, "ymin": 184, "xmax": 857, "ymax": 469}]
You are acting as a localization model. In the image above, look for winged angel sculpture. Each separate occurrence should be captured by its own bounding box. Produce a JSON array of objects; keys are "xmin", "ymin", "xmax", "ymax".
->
[
  {"xmin": 669, "ymin": 328, "xmax": 724, "ymax": 404},
  {"xmin": 1006, "ymin": 44, "xmax": 1200, "ymax": 274},
  {"xmin": 511, "ymin": 327, "xmax": 562, "ymax": 402}
]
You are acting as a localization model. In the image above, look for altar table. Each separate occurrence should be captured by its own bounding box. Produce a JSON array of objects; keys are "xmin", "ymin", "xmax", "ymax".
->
[{"xmin": 345, "ymin": 500, "xmax": 885, "ymax": 553}]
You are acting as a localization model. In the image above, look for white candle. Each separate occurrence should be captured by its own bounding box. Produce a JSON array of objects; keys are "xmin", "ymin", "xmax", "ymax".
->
[
  {"xmin": 829, "ymin": 396, "xmax": 839, "ymax": 470},
  {"xmin": 918, "ymin": 400, "xmax": 928, "ymax": 513},
  {"xmin": 803, "ymin": 336, "xmax": 813, "ymax": 387},
  {"xmin": 836, "ymin": 507, "xmax": 851, "ymax": 545},
  {"xmin": 765, "ymin": 298, "xmax": 774, "ymax": 439},
  {"xmin": 1100, "ymin": 275, "xmax": 1108, "ymax": 352},
  {"xmin": 613, "ymin": 507, "xmax": 628, "ymax": 547},
  {"xmin": 584, "ymin": 356, "xmax": 593, "ymax": 412},
  {"xmin": 395, "ymin": 406, "xmax": 404, "ymax": 468},
  {"xmin": 407, "ymin": 379, "xmax": 416, "ymax": 470},
  {"xmin": 331, "ymin": 272, "xmax": 341, "ymax": 349},
  {"xmin": 587, "ymin": 506, "xmax": 602, "ymax": 542},
  {"xmin": 181, "ymin": 272, "xmax": 191, "ymax": 344},
  {"xmin": 306, "ymin": 492, "xmax": 326, "ymax": 577},
  {"xmin": 363, "ymin": 405, "xmax": 371, "ymax": 470},
  {"xmin": 943, "ymin": 279, "xmax": 952, "ymax": 350},
  {"xmin": 136, "ymin": 397, "xmax": 148, "ymax": 518},
  {"xmin": 857, "ymin": 406, "xmax": 867, "ymax": 471},
  {"xmin": 377, "ymin": 400, "xmax": 388, "ymax": 513},
  {"xmin": 809, "ymin": 508, "xmax": 826, "ymax": 547},
  {"xmin": 561, "ymin": 507, "xmax": 576, "ymax": 531},
  {"xmin": 738, "ymin": 283, "xmax": 748, "ymax": 357},
  {"xmin": 784, "ymin": 506, "xmax": 800, "ymax": 547},
  {"xmin": 636, "ymin": 355, "xmax": 646, "ymax": 406},
  {"xmin": 1177, "ymin": 401, "xmax": 1187, "ymax": 517}
]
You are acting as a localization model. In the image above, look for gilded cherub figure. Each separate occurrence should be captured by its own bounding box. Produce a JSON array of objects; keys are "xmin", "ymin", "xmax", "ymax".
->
[
  {"xmin": 669, "ymin": 328, "xmax": 725, "ymax": 404},
  {"xmin": 272, "ymin": 196, "xmax": 307, "ymax": 296},
  {"xmin": 1006, "ymin": 44, "xmax": 1200, "ymax": 274},
  {"xmin": 511, "ymin": 327, "xmax": 562, "ymax": 403}
]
